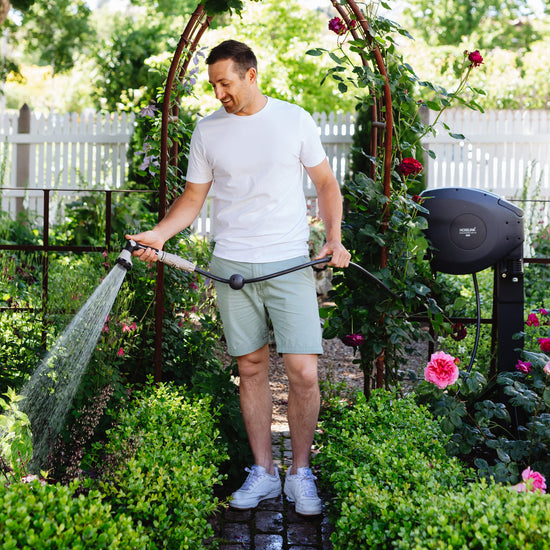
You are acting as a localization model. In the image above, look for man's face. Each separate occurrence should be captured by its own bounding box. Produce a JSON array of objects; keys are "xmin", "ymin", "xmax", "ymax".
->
[{"xmin": 208, "ymin": 58, "xmax": 255, "ymax": 116}]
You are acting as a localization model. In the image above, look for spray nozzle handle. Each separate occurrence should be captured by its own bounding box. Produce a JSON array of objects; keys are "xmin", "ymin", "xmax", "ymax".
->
[{"xmin": 126, "ymin": 239, "xmax": 197, "ymax": 273}]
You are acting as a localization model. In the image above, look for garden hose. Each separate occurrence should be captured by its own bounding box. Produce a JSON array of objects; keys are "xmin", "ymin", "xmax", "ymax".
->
[{"xmin": 117, "ymin": 238, "xmax": 400, "ymax": 298}]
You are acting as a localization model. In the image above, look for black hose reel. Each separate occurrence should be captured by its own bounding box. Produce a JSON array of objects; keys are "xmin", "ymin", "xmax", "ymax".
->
[{"xmin": 419, "ymin": 187, "xmax": 524, "ymax": 373}]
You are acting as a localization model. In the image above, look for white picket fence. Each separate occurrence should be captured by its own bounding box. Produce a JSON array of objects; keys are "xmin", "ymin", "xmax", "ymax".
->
[
  {"xmin": 2, "ymin": 106, "xmax": 549, "ymax": 235},
  {"xmin": 0, "ymin": 106, "xmax": 135, "ymax": 218},
  {"xmin": 423, "ymin": 109, "xmax": 550, "ymax": 199}
]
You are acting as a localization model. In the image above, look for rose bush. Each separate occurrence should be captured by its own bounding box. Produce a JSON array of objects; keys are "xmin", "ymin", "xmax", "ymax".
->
[
  {"xmin": 418, "ymin": 322, "xmax": 550, "ymax": 485},
  {"xmin": 314, "ymin": 4, "xmax": 485, "ymax": 392}
]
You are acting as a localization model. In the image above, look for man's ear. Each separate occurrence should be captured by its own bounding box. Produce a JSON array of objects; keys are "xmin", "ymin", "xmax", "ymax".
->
[{"xmin": 247, "ymin": 67, "xmax": 257, "ymax": 84}]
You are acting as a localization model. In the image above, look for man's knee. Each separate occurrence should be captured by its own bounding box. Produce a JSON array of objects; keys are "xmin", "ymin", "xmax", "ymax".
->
[
  {"xmin": 237, "ymin": 345, "xmax": 270, "ymax": 379},
  {"xmin": 284, "ymin": 354, "xmax": 319, "ymax": 389}
]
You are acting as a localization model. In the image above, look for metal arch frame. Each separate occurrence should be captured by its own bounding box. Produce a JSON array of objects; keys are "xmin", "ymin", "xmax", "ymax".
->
[{"xmin": 152, "ymin": 1, "xmax": 394, "ymax": 383}]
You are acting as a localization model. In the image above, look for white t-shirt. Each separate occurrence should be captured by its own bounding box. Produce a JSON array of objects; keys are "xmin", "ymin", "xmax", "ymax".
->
[{"xmin": 185, "ymin": 97, "xmax": 327, "ymax": 262}]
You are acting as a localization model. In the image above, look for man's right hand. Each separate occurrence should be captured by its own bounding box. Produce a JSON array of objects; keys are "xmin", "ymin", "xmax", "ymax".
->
[{"xmin": 125, "ymin": 230, "xmax": 166, "ymax": 263}]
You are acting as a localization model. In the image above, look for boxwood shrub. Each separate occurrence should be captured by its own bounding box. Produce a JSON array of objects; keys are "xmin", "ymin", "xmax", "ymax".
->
[
  {"xmin": 315, "ymin": 390, "xmax": 550, "ymax": 549},
  {"xmin": 94, "ymin": 381, "xmax": 227, "ymax": 549},
  {"xmin": 0, "ymin": 480, "xmax": 149, "ymax": 549}
]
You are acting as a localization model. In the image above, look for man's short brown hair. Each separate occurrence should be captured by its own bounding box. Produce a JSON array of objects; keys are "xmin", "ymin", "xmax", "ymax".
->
[{"xmin": 206, "ymin": 40, "xmax": 258, "ymax": 78}]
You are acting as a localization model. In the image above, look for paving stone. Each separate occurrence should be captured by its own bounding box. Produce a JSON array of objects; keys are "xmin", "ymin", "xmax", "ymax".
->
[
  {"xmin": 222, "ymin": 523, "xmax": 251, "ymax": 546},
  {"xmin": 257, "ymin": 494, "xmax": 284, "ymax": 511},
  {"xmin": 223, "ymin": 508, "xmax": 253, "ymax": 522},
  {"xmin": 286, "ymin": 506, "xmax": 322, "ymax": 524},
  {"xmin": 255, "ymin": 510, "xmax": 284, "ymax": 533},
  {"xmin": 254, "ymin": 534, "xmax": 284, "ymax": 550},
  {"xmin": 287, "ymin": 522, "xmax": 319, "ymax": 546}
]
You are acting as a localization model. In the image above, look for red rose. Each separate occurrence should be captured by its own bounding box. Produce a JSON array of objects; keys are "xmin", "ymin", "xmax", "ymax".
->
[
  {"xmin": 451, "ymin": 323, "xmax": 467, "ymax": 341},
  {"xmin": 328, "ymin": 17, "xmax": 347, "ymax": 35},
  {"xmin": 342, "ymin": 333, "xmax": 364, "ymax": 348},
  {"xmin": 398, "ymin": 157, "xmax": 423, "ymax": 176},
  {"xmin": 468, "ymin": 50, "xmax": 483, "ymax": 67},
  {"xmin": 538, "ymin": 338, "xmax": 550, "ymax": 353}
]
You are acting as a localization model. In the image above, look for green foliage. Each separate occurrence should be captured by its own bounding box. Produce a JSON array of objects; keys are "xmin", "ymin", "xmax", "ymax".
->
[
  {"xmin": 402, "ymin": 0, "xmax": 540, "ymax": 50},
  {"xmin": 401, "ymin": 480, "xmax": 550, "ymax": 549},
  {"xmin": 403, "ymin": 24, "xmax": 550, "ymax": 110},
  {"xmin": 0, "ymin": 311, "xmax": 45, "ymax": 394},
  {"xmin": 95, "ymin": 382, "xmax": 227, "ymax": 549},
  {"xmin": 0, "ymin": 480, "xmax": 150, "ymax": 548},
  {"xmin": 0, "ymin": 388, "xmax": 33, "ymax": 480},
  {"xmin": 129, "ymin": 0, "xmax": 197, "ymax": 17},
  {"xmin": 91, "ymin": 13, "xmax": 171, "ymax": 112},
  {"xmin": 18, "ymin": 0, "xmax": 94, "ymax": 75},
  {"xmin": 315, "ymin": 389, "xmax": 550, "ymax": 549},
  {"xmin": 315, "ymin": 390, "xmax": 472, "ymax": 548}
]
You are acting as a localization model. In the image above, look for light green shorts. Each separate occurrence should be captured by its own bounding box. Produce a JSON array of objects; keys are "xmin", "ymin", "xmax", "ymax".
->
[{"xmin": 210, "ymin": 255, "xmax": 323, "ymax": 357}]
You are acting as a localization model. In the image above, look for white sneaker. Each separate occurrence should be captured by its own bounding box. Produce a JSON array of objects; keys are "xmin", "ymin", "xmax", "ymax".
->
[
  {"xmin": 284, "ymin": 467, "xmax": 322, "ymax": 515},
  {"xmin": 229, "ymin": 465, "xmax": 282, "ymax": 509}
]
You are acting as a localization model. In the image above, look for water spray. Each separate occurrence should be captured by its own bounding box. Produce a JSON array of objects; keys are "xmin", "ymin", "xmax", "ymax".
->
[{"xmin": 118, "ymin": 238, "xmax": 399, "ymax": 298}]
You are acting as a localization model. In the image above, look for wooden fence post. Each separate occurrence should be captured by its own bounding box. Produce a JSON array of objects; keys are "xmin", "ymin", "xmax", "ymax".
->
[{"xmin": 15, "ymin": 103, "xmax": 30, "ymax": 215}]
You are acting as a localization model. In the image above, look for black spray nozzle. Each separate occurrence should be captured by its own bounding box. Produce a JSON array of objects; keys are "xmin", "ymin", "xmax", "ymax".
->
[{"xmin": 115, "ymin": 239, "xmax": 137, "ymax": 271}]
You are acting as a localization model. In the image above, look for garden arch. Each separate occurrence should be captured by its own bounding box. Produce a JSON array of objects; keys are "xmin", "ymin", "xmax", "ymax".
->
[{"xmin": 152, "ymin": 0, "xmax": 394, "ymax": 383}]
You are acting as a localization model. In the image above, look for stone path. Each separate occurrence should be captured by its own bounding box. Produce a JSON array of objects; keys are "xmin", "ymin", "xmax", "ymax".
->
[{"xmin": 208, "ymin": 429, "xmax": 333, "ymax": 549}]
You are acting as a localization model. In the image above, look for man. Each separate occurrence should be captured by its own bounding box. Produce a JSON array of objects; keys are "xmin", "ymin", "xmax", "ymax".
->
[{"xmin": 128, "ymin": 40, "xmax": 350, "ymax": 516}]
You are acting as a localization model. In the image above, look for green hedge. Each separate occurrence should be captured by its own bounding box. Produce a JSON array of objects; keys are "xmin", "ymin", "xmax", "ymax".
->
[
  {"xmin": 0, "ymin": 481, "xmax": 149, "ymax": 549},
  {"xmin": 315, "ymin": 390, "xmax": 550, "ymax": 549},
  {"xmin": 95, "ymin": 382, "xmax": 227, "ymax": 549}
]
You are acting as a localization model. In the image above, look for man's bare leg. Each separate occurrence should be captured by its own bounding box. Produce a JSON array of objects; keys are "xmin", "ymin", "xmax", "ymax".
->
[
  {"xmin": 236, "ymin": 344, "xmax": 275, "ymax": 474},
  {"xmin": 283, "ymin": 353, "xmax": 320, "ymax": 474}
]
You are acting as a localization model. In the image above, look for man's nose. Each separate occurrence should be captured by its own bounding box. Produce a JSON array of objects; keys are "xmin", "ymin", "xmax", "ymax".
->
[{"xmin": 214, "ymin": 86, "xmax": 224, "ymax": 100}]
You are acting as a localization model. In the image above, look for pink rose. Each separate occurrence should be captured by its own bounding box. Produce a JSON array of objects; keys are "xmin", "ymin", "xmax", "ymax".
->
[
  {"xmin": 539, "ymin": 308, "xmax": 548, "ymax": 315},
  {"xmin": 117, "ymin": 347, "xmax": 124, "ymax": 357},
  {"xmin": 398, "ymin": 157, "xmax": 423, "ymax": 176},
  {"xmin": 468, "ymin": 50, "xmax": 484, "ymax": 67},
  {"xmin": 538, "ymin": 338, "xmax": 550, "ymax": 353},
  {"xmin": 424, "ymin": 351, "xmax": 460, "ymax": 389},
  {"xmin": 511, "ymin": 467, "xmax": 547, "ymax": 493},
  {"xmin": 544, "ymin": 362, "xmax": 550, "ymax": 376},
  {"xmin": 526, "ymin": 313, "xmax": 540, "ymax": 327},
  {"xmin": 516, "ymin": 360, "xmax": 532, "ymax": 374}
]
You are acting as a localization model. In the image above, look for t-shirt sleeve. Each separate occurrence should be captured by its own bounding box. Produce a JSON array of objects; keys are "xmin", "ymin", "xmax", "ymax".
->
[
  {"xmin": 185, "ymin": 125, "xmax": 213, "ymax": 184},
  {"xmin": 299, "ymin": 110, "xmax": 327, "ymax": 168}
]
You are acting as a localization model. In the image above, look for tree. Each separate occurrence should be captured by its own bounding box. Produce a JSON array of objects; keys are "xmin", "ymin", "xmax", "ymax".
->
[
  {"xmin": 402, "ymin": 0, "xmax": 540, "ymax": 49},
  {"xmin": 129, "ymin": 0, "xmax": 198, "ymax": 18},
  {"xmin": 91, "ymin": 12, "xmax": 173, "ymax": 111},
  {"xmin": 18, "ymin": 0, "xmax": 93, "ymax": 76}
]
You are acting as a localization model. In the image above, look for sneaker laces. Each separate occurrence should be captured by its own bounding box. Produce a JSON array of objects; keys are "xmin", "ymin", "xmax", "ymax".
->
[
  {"xmin": 240, "ymin": 466, "xmax": 267, "ymax": 491},
  {"xmin": 295, "ymin": 470, "xmax": 318, "ymax": 498}
]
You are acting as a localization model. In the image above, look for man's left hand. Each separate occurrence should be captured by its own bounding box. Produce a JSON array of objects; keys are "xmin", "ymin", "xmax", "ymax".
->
[{"xmin": 315, "ymin": 242, "xmax": 351, "ymax": 268}]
